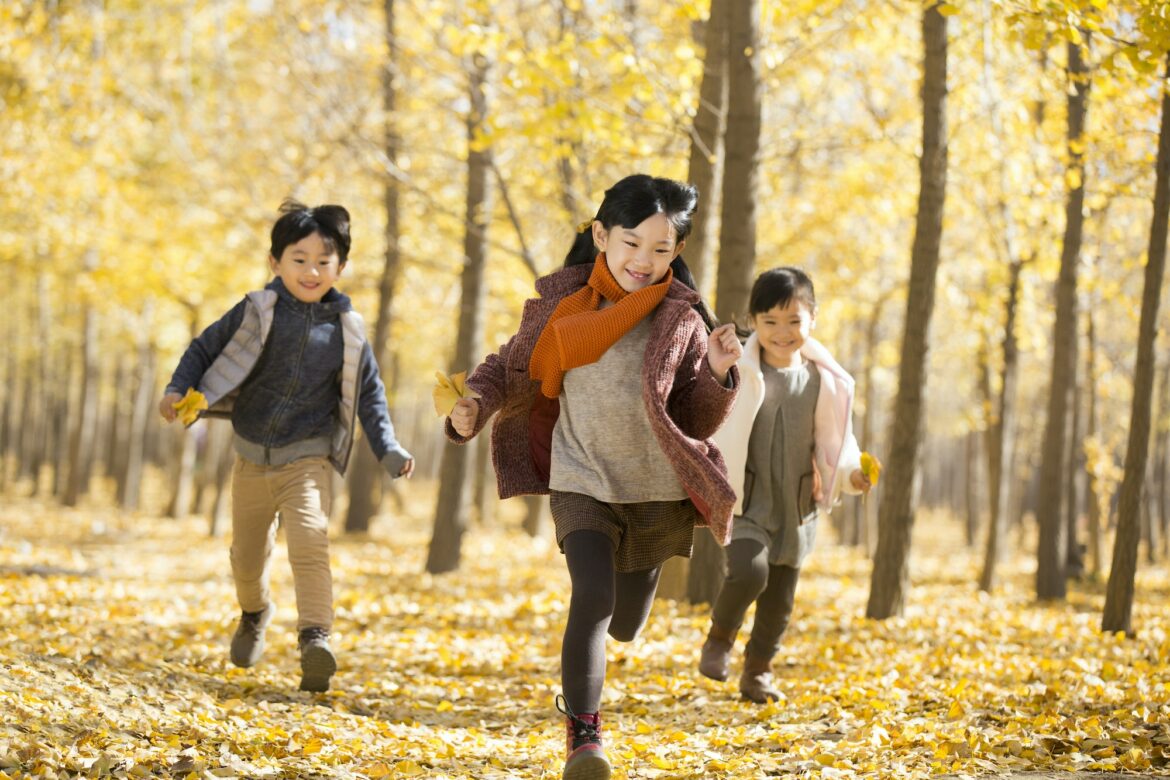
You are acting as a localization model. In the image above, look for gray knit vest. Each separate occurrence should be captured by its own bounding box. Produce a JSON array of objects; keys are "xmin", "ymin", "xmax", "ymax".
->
[{"xmin": 193, "ymin": 289, "xmax": 366, "ymax": 475}]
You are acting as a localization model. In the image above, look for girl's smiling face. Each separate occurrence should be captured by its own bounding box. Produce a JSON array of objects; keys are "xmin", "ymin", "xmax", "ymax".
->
[
  {"xmin": 752, "ymin": 299, "xmax": 816, "ymax": 369},
  {"xmin": 268, "ymin": 231, "xmax": 344, "ymax": 303},
  {"xmin": 593, "ymin": 213, "xmax": 684, "ymax": 293}
]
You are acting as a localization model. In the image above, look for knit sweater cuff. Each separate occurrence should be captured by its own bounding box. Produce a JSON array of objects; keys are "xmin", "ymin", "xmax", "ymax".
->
[{"xmin": 380, "ymin": 447, "xmax": 412, "ymax": 478}]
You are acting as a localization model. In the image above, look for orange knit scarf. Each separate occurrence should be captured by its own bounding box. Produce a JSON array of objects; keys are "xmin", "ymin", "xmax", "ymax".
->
[{"xmin": 528, "ymin": 253, "xmax": 673, "ymax": 399}]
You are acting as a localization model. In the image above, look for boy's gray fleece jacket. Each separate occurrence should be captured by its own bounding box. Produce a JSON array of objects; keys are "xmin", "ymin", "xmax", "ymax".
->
[{"xmin": 165, "ymin": 278, "xmax": 411, "ymax": 477}]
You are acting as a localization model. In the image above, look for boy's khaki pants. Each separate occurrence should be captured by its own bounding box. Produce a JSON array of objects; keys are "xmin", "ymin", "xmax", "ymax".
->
[{"xmin": 230, "ymin": 456, "xmax": 334, "ymax": 631}]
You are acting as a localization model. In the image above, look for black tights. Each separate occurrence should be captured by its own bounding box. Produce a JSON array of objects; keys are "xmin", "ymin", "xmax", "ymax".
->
[
  {"xmin": 561, "ymin": 530, "xmax": 661, "ymax": 714},
  {"xmin": 710, "ymin": 537, "xmax": 800, "ymax": 660}
]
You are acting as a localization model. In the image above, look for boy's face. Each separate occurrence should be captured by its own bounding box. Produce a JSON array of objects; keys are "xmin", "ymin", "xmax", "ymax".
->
[
  {"xmin": 269, "ymin": 231, "xmax": 344, "ymax": 303},
  {"xmin": 752, "ymin": 299, "xmax": 815, "ymax": 369},
  {"xmin": 593, "ymin": 213, "xmax": 684, "ymax": 293}
]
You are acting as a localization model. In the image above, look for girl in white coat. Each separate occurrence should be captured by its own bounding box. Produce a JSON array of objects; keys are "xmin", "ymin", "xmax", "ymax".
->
[{"xmin": 699, "ymin": 267, "xmax": 875, "ymax": 702}]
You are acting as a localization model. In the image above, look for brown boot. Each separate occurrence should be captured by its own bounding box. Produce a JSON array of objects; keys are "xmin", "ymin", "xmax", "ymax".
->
[
  {"xmin": 698, "ymin": 623, "xmax": 736, "ymax": 682},
  {"xmin": 739, "ymin": 651, "xmax": 781, "ymax": 704}
]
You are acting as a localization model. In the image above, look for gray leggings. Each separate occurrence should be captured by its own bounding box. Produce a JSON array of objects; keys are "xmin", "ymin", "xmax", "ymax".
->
[
  {"xmin": 562, "ymin": 530, "xmax": 661, "ymax": 714},
  {"xmin": 711, "ymin": 537, "xmax": 800, "ymax": 660}
]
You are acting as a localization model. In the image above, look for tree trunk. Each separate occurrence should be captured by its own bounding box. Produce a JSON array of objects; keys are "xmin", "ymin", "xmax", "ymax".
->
[
  {"xmin": 866, "ymin": 4, "xmax": 948, "ymax": 620},
  {"xmin": 26, "ymin": 271, "xmax": 53, "ymax": 494},
  {"xmin": 1154, "ymin": 359, "xmax": 1170, "ymax": 559},
  {"xmin": 521, "ymin": 494, "xmax": 548, "ymax": 537},
  {"xmin": 1102, "ymin": 52, "xmax": 1170, "ymax": 634},
  {"xmin": 684, "ymin": 0, "xmax": 728, "ymax": 297},
  {"xmin": 51, "ymin": 347, "xmax": 73, "ymax": 499},
  {"xmin": 979, "ymin": 259, "xmax": 1022, "ymax": 592},
  {"xmin": 711, "ymin": 0, "xmax": 761, "ymax": 325},
  {"xmin": 1065, "ymin": 332, "xmax": 1085, "ymax": 579},
  {"xmin": 1143, "ymin": 460, "xmax": 1158, "ymax": 564},
  {"xmin": 860, "ymin": 295, "xmax": 888, "ymax": 556},
  {"xmin": 1, "ymin": 330, "xmax": 18, "ymax": 491},
  {"xmin": 64, "ymin": 255, "xmax": 101, "ymax": 508},
  {"xmin": 166, "ymin": 429, "xmax": 198, "ymax": 519},
  {"xmin": 1084, "ymin": 307, "xmax": 1103, "ymax": 576},
  {"xmin": 965, "ymin": 432, "xmax": 981, "ymax": 547},
  {"xmin": 654, "ymin": 0, "xmax": 730, "ymax": 603},
  {"xmin": 206, "ymin": 421, "xmax": 234, "ymax": 537},
  {"xmin": 688, "ymin": 0, "xmax": 762, "ymax": 606},
  {"xmin": 117, "ymin": 304, "xmax": 156, "ymax": 512},
  {"xmin": 427, "ymin": 50, "xmax": 492, "ymax": 575},
  {"xmin": 346, "ymin": 0, "xmax": 403, "ymax": 535},
  {"xmin": 473, "ymin": 431, "xmax": 494, "ymax": 525},
  {"xmin": 165, "ymin": 312, "xmax": 201, "ymax": 519},
  {"xmin": 1036, "ymin": 38, "xmax": 1090, "ymax": 601}
]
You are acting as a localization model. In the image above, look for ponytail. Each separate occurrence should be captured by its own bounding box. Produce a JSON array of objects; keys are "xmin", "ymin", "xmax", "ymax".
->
[{"xmin": 562, "ymin": 222, "xmax": 598, "ymax": 268}]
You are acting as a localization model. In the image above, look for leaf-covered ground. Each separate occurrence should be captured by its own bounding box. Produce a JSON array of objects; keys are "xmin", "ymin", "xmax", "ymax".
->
[{"xmin": 2, "ymin": 488, "xmax": 1169, "ymax": 779}]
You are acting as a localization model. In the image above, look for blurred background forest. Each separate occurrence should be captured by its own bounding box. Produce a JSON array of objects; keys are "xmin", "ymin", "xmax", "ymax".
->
[{"xmin": 2, "ymin": 0, "xmax": 1169, "ymax": 625}]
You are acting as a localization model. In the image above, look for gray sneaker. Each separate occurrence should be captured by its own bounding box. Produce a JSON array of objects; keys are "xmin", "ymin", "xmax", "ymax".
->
[
  {"xmin": 230, "ymin": 603, "xmax": 275, "ymax": 668},
  {"xmin": 298, "ymin": 627, "xmax": 337, "ymax": 692}
]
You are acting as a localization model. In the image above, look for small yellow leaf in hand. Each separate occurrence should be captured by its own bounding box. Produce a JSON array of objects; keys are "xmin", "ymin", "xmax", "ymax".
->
[
  {"xmin": 172, "ymin": 388, "xmax": 208, "ymax": 425},
  {"xmin": 860, "ymin": 452, "xmax": 881, "ymax": 486},
  {"xmin": 432, "ymin": 370, "xmax": 480, "ymax": 417}
]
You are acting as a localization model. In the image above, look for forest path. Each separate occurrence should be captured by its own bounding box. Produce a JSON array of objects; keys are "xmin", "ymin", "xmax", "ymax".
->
[{"xmin": 1, "ymin": 493, "xmax": 1168, "ymax": 778}]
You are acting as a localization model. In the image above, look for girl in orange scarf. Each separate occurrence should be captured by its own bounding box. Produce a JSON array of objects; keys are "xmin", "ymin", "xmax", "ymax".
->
[{"xmin": 445, "ymin": 175, "xmax": 741, "ymax": 780}]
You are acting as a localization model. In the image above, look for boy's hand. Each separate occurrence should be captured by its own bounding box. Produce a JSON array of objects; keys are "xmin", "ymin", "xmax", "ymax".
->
[
  {"xmin": 707, "ymin": 323, "xmax": 742, "ymax": 383},
  {"xmin": 399, "ymin": 458, "xmax": 415, "ymax": 479},
  {"xmin": 851, "ymin": 468, "xmax": 874, "ymax": 494},
  {"xmin": 158, "ymin": 392, "xmax": 183, "ymax": 423},
  {"xmin": 450, "ymin": 398, "xmax": 479, "ymax": 438}
]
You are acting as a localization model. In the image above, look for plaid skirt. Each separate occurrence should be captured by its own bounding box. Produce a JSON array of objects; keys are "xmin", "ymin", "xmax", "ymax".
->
[{"xmin": 550, "ymin": 490, "xmax": 698, "ymax": 573}]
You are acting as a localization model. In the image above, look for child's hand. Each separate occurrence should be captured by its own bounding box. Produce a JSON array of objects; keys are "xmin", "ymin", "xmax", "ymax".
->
[
  {"xmin": 399, "ymin": 458, "xmax": 415, "ymax": 479},
  {"xmin": 706, "ymin": 323, "xmax": 742, "ymax": 383},
  {"xmin": 851, "ymin": 468, "xmax": 875, "ymax": 493},
  {"xmin": 450, "ymin": 398, "xmax": 479, "ymax": 438},
  {"xmin": 158, "ymin": 392, "xmax": 183, "ymax": 423}
]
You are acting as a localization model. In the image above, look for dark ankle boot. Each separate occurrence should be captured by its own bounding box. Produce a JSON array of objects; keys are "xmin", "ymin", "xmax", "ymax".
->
[
  {"xmin": 556, "ymin": 695, "xmax": 610, "ymax": 779},
  {"xmin": 297, "ymin": 627, "xmax": 337, "ymax": 692},
  {"xmin": 739, "ymin": 651, "xmax": 781, "ymax": 704},
  {"xmin": 698, "ymin": 623, "xmax": 736, "ymax": 682}
]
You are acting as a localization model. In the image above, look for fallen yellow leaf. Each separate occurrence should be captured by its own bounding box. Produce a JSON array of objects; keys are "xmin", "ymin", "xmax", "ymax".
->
[
  {"xmin": 172, "ymin": 388, "xmax": 208, "ymax": 426},
  {"xmin": 432, "ymin": 370, "xmax": 480, "ymax": 417}
]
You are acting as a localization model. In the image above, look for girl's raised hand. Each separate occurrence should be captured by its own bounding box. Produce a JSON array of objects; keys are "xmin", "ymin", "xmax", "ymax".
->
[
  {"xmin": 706, "ymin": 323, "xmax": 742, "ymax": 383},
  {"xmin": 450, "ymin": 397, "xmax": 479, "ymax": 438}
]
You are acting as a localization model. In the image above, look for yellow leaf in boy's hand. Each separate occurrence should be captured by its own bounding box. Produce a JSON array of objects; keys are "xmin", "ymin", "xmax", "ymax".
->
[
  {"xmin": 860, "ymin": 452, "xmax": 881, "ymax": 486},
  {"xmin": 172, "ymin": 388, "xmax": 208, "ymax": 426},
  {"xmin": 432, "ymin": 371, "xmax": 480, "ymax": 417}
]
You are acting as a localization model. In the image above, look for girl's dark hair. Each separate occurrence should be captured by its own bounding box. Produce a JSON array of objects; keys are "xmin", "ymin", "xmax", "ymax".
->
[
  {"xmin": 270, "ymin": 199, "xmax": 352, "ymax": 264},
  {"xmin": 565, "ymin": 174, "xmax": 716, "ymax": 330},
  {"xmin": 741, "ymin": 267, "xmax": 817, "ymax": 336}
]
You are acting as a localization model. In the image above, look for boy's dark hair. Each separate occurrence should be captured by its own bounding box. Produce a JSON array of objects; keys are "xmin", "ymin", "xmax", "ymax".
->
[
  {"xmin": 270, "ymin": 199, "xmax": 352, "ymax": 264},
  {"xmin": 749, "ymin": 266, "xmax": 817, "ymax": 318},
  {"xmin": 564, "ymin": 174, "xmax": 716, "ymax": 330}
]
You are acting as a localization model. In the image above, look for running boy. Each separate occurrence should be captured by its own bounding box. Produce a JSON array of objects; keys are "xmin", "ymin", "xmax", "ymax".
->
[{"xmin": 159, "ymin": 200, "xmax": 414, "ymax": 692}]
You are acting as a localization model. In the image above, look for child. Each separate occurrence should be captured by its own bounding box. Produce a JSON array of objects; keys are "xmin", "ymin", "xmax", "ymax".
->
[
  {"xmin": 698, "ymin": 267, "xmax": 874, "ymax": 703},
  {"xmin": 159, "ymin": 200, "xmax": 414, "ymax": 693},
  {"xmin": 445, "ymin": 175, "xmax": 742, "ymax": 780}
]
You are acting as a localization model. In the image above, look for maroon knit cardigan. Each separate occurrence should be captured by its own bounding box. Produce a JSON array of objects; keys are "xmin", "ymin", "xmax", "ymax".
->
[{"xmin": 444, "ymin": 263, "xmax": 741, "ymax": 545}]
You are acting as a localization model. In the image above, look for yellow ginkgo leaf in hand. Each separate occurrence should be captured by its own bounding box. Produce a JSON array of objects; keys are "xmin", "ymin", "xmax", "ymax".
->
[
  {"xmin": 432, "ymin": 371, "xmax": 480, "ymax": 417},
  {"xmin": 860, "ymin": 452, "xmax": 881, "ymax": 486},
  {"xmin": 172, "ymin": 388, "xmax": 208, "ymax": 426}
]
